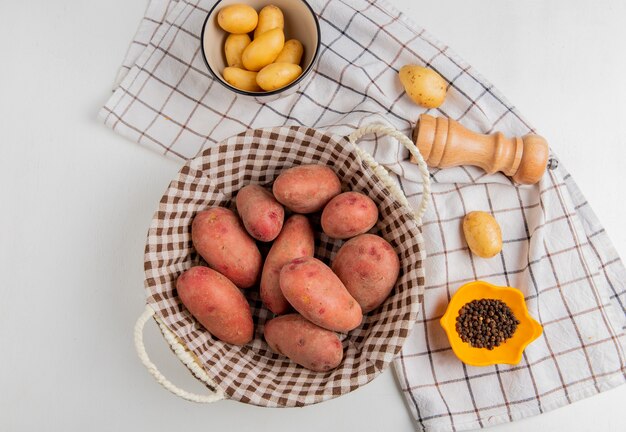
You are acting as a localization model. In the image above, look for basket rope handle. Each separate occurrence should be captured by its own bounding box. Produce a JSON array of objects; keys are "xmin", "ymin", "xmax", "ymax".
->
[
  {"xmin": 347, "ymin": 124, "xmax": 431, "ymax": 225},
  {"xmin": 134, "ymin": 305, "xmax": 225, "ymax": 403}
]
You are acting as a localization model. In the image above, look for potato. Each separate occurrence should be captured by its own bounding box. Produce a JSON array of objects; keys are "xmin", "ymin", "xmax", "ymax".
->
[
  {"xmin": 236, "ymin": 185, "xmax": 284, "ymax": 242},
  {"xmin": 275, "ymin": 39, "xmax": 304, "ymax": 65},
  {"xmin": 264, "ymin": 314, "xmax": 343, "ymax": 372},
  {"xmin": 463, "ymin": 211, "xmax": 502, "ymax": 258},
  {"xmin": 331, "ymin": 234, "xmax": 400, "ymax": 313},
  {"xmin": 224, "ymin": 33, "xmax": 251, "ymax": 68},
  {"xmin": 272, "ymin": 164, "xmax": 342, "ymax": 213},
  {"xmin": 260, "ymin": 215, "xmax": 315, "ymax": 314},
  {"xmin": 256, "ymin": 63, "xmax": 302, "ymax": 91},
  {"xmin": 254, "ymin": 5, "xmax": 284, "ymax": 39},
  {"xmin": 217, "ymin": 4, "xmax": 258, "ymax": 34},
  {"xmin": 398, "ymin": 65, "xmax": 447, "ymax": 109},
  {"xmin": 192, "ymin": 207, "xmax": 262, "ymax": 288},
  {"xmin": 321, "ymin": 191, "xmax": 379, "ymax": 239},
  {"xmin": 222, "ymin": 67, "xmax": 262, "ymax": 92},
  {"xmin": 177, "ymin": 266, "xmax": 253, "ymax": 345},
  {"xmin": 280, "ymin": 257, "xmax": 362, "ymax": 332},
  {"xmin": 242, "ymin": 28, "xmax": 285, "ymax": 72}
]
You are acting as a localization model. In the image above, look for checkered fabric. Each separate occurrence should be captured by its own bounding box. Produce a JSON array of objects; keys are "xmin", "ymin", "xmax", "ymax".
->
[
  {"xmin": 143, "ymin": 126, "xmax": 425, "ymax": 406},
  {"xmin": 100, "ymin": 0, "xmax": 626, "ymax": 430}
]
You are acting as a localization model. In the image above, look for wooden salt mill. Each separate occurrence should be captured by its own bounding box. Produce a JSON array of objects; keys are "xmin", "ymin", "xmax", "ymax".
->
[{"xmin": 411, "ymin": 114, "xmax": 550, "ymax": 184}]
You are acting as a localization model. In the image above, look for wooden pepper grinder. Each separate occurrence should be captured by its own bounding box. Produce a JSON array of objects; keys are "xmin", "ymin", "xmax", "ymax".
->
[{"xmin": 411, "ymin": 114, "xmax": 550, "ymax": 184}]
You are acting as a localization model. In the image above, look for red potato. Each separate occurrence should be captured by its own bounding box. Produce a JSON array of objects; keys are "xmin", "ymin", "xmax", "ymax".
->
[
  {"xmin": 321, "ymin": 191, "xmax": 379, "ymax": 239},
  {"xmin": 272, "ymin": 164, "xmax": 342, "ymax": 213},
  {"xmin": 236, "ymin": 184, "xmax": 285, "ymax": 242},
  {"xmin": 191, "ymin": 207, "xmax": 262, "ymax": 288},
  {"xmin": 331, "ymin": 234, "xmax": 400, "ymax": 313},
  {"xmin": 280, "ymin": 257, "xmax": 362, "ymax": 332},
  {"xmin": 264, "ymin": 314, "xmax": 343, "ymax": 372},
  {"xmin": 177, "ymin": 266, "xmax": 253, "ymax": 345},
  {"xmin": 260, "ymin": 215, "xmax": 315, "ymax": 314}
]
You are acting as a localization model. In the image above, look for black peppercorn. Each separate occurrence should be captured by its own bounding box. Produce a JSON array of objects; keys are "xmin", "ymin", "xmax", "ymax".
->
[{"xmin": 455, "ymin": 298, "xmax": 519, "ymax": 349}]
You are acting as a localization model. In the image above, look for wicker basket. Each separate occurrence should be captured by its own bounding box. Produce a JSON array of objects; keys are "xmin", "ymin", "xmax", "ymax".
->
[{"xmin": 134, "ymin": 124, "xmax": 431, "ymax": 407}]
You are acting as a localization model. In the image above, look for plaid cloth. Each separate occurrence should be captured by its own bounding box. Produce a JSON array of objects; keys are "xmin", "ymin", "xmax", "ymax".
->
[{"xmin": 100, "ymin": 0, "xmax": 626, "ymax": 430}]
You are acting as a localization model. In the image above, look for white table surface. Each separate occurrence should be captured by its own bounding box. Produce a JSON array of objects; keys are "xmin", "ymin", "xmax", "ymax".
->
[{"xmin": 1, "ymin": 1, "xmax": 625, "ymax": 431}]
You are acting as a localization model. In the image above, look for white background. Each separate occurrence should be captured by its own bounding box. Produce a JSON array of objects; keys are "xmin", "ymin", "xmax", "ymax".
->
[{"xmin": 1, "ymin": 0, "xmax": 625, "ymax": 431}]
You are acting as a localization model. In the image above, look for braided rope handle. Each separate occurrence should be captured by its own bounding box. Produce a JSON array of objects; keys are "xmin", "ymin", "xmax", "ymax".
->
[
  {"xmin": 347, "ymin": 124, "xmax": 431, "ymax": 225},
  {"xmin": 134, "ymin": 305, "xmax": 225, "ymax": 403}
]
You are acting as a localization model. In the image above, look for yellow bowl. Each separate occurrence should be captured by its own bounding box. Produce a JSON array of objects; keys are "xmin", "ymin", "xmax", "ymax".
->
[{"xmin": 440, "ymin": 281, "xmax": 543, "ymax": 367}]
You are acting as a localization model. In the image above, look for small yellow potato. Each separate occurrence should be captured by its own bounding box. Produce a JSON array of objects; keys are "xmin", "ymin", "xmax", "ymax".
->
[
  {"xmin": 242, "ymin": 28, "xmax": 285, "ymax": 71},
  {"xmin": 462, "ymin": 211, "xmax": 503, "ymax": 258},
  {"xmin": 254, "ymin": 5, "xmax": 284, "ymax": 39},
  {"xmin": 223, "ymin": 67, "xmax": 262, "ymax": 92},
  {"xmin": 398, "ymin": 65, "xmax": 447, "ymax": 108},
  {"xmin": 224, "ymin": 33, "xmax": 251, "ymax": 68},
  {"xmin": 217, "ymin": 4, "xmax": 258, "ymax": 34},
  {"xmin": 274, "ymin": 39, "xmax": 304, "ymax": 65},
  {"xmin": 256, "ymin": 63, "xmax": 302, "ymax": 91}
]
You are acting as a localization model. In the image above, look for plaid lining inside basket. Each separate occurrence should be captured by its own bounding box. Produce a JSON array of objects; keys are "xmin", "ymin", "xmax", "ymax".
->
[{"xmin": 143, "ymin": 126, "xmax": 426, "ymax": 407}]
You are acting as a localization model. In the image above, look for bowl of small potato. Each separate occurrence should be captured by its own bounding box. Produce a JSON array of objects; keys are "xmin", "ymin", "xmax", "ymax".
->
[{"xmin": 201, "ymin": 0, "xmax": 320, "ymax": 100}]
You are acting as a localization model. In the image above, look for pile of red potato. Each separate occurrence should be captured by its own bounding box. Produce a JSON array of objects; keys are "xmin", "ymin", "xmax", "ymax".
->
[{"xmin": 177, "ymin": 164, "xmax": 400, "ymax": 372}]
